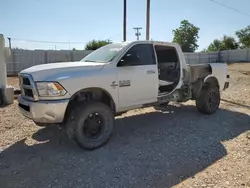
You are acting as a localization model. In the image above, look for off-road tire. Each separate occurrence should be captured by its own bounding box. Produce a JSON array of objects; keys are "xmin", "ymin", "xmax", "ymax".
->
[
  {"xmin": 35, "ymin": 122, "xmax": 50, "ymax": 127},
  {"xmin": 66, "ymin": 102, "xmax": 114, "ymax": 150},
  {"xmin": 196, "ymin": 84, "xmax": 220, "ymax": 114}
]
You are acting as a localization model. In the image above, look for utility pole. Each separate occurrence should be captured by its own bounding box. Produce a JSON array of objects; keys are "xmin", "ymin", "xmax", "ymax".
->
[
  {"xmin": 123, "ymin": 0, "xmax": 127, "ymax": 41},
  {"xmin": 133, "ymin": 27, "xmax": 142, "ymax": 40},
  {"xmin": 7, "ymin": 37, "xmax": 11, "ymax": 49},
  {"xmin": 146, "ymin": 0, "xmax": 150, "ymax": 40}
]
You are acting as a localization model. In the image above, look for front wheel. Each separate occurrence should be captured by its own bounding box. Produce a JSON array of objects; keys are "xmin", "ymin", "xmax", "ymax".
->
[
  {"xmin": 66, "ymin": 102, "xmax": 114, "ymax": 150},
  {"xmin": 196, "ymin": 84, "xmax": 220, "ymax": 114},
  {"xmin": 34, "ymin": 122, "xmax": 50, "ymax": 127}
]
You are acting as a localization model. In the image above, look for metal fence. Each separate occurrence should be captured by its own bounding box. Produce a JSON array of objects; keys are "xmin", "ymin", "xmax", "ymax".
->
[
  {"xmin": 6, "ymin": 48, "xmax": 250, "ymax": 75},
  {"xmin": 184, "ymin": 52, "xmax": 218, "ymax": 64},
  {"xmin": 6, "ymin": 49, "xmax": 92, "ymax": 75},
  {"xmin": 220, "ymin": 49, "xmax": 250, "ymax": 62}
]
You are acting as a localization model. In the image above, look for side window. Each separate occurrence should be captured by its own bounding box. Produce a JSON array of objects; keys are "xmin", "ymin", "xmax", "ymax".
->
[
  {"xmin": 117, "ymin": 44, "xmax": 156, "ymax": 67},
  {"xmin": 155, "ymin": 45, "xmax": 179, "ymax": 63}
]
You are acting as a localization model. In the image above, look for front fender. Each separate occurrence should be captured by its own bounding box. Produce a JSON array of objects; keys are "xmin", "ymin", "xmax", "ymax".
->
[{"xmin": 59, "ymin": 72, "xmax": 118, "ymax": 111}]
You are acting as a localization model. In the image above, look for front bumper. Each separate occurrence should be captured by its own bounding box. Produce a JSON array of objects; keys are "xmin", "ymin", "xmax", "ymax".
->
[{"xmin": 17, "ymin": 96, "xmax": 69, "ymax": 124}]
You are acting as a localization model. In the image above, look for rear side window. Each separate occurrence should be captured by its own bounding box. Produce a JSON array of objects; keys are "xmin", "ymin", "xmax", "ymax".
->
[
  {"xmin": 119, "ymin": 44, "xmax": 156, "ymax": 66},
  {"xmin": 155, "ymin": 45, "xmax": 179, "ymax": 63}
]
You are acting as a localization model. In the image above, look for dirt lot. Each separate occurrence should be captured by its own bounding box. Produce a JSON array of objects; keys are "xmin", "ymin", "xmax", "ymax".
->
[{"xmin": 1, "ymin": 64, "xmax": 250, "ymax": 188}]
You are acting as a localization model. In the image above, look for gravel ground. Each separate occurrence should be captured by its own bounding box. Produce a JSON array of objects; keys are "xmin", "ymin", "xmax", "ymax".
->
[
  {"xmin": 0, "ymin": 64, "xmax": 250, "ymax": 188},
  {"xmin": 221, "ymin": 63, "xmax": 250, "ymax": 106},
  {"xmin": 6, "ymin": 76, "xmax": 19, "ymax": 89}
]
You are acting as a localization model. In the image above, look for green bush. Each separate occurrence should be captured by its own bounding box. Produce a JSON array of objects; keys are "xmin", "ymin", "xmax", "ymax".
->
[{"xmin": 84, "ymin": 40, "xmax": 112, "ymax": 50}]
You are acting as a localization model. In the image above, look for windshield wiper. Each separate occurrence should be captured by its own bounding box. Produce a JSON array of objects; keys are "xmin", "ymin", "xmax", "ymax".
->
[
  {"xmin": 83, "ymin": 60, "xmax": 108, "ymax": 63},
  {"xmin": 83, "ymin": 60, "xmax": 97, "ymax": 62}
]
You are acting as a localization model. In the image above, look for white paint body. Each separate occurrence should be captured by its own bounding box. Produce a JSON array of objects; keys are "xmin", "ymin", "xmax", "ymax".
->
[
  {"xmin": 18, "ymin": 41, "xmax": 228, "ymax": 123},
  {"xmin": 204, "ymin": 63, "xmax": 228, "ymax": 91}
]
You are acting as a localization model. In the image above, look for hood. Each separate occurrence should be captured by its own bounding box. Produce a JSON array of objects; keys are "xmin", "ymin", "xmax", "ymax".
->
[{"xmin": 20, "ymin": 61, "xmax": 106, "ymax": 81}]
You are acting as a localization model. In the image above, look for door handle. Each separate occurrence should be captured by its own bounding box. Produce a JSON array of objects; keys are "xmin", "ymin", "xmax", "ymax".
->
[{"xmin": 147, "ymin": 70, "xmax": 156, "ymax": 74}]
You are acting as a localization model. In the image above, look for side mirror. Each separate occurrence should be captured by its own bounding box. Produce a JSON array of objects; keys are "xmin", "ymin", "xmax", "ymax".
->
[
  {"xmin": 118, "ymin": 53, "xmax": 139, "ymax": 67},
  {"xmin": 118, "ymin": 59, "xmax": 132, "ymax": 67}
]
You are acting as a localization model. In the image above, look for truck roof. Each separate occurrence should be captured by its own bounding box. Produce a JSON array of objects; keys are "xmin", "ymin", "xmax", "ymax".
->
[{"xmin": 116, "ymin": 40, "xmax": 180, "ymax": 48}]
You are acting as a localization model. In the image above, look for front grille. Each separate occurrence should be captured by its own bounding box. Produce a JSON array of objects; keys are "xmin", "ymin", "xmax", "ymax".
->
[
  {"xmin": 19, "ymin": 74, "xmax": 38, "ymax": 101},
  {"xmin": 24, "ymin": 89, "xmax": 34, "ymax": 97},
  {"xmin": 23, "ymin": 77, "xmax": 31, "ymax": 85}
]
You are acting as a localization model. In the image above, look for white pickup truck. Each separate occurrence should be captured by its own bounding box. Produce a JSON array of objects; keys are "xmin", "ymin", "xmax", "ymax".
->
[{"xmin": 18, "ymin": 41, "xmax": 229, "ymax": 150}]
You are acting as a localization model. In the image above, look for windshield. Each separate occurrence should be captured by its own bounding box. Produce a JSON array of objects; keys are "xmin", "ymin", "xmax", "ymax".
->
[{"xmin": 80, "ymin": 43, "xmax": 127, "ymax": 63}]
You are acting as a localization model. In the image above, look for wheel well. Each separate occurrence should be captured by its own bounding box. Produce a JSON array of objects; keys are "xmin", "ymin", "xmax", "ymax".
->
[
  {"xmin": 63, "ymin": 88, "xmax": 115, "ymax": 123},
  {"xmin": 192, "ymin": 77, "xmax": 219, "ymax": 99},
  {"xmin": 205, "ymin": 77, "xmax": 219, "ymax": 89}
]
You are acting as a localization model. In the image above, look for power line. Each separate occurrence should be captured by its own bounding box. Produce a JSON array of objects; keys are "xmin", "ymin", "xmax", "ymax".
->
[{"xmin": 209, "ymin": 0, "xmax": 250, "ymax": 17}]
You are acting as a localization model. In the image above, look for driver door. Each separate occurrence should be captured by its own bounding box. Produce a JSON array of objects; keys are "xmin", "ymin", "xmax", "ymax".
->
[{"xmin": 116, "ymin": 44, "xmax": 159, "ymax": 110}]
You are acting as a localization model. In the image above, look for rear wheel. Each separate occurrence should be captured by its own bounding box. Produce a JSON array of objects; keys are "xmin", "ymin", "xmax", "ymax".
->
[
  {"xmin": 66, "ymin": 102, "xmax": 114, "ymax": 150},
  {"xmin": 196, "ymin": 84, "xmax": 220, "ymax": 114}
]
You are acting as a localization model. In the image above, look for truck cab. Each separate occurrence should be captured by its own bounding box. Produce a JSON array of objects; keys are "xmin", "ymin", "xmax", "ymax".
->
[{"xmin": 77, "ymin": 41, "xmax": 188, "ymax": 112}]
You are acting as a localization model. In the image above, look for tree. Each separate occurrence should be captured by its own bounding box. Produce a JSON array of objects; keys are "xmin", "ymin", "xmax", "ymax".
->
[
  {"xmin": 205, "ymin": 35, "xmax": 238, "ymax": 52},
  {"xmin": 206, "ymin": 39, "xmax": 222, "ymax": 52},
  {"xmin": 172, "ymin": 20, "xmax": 200, "ymax": 52},
  {"xmin": 220, "ymin": 35, "xmax": 239, "ymax": 50},
  {"xmin": 84, "ymin": 39, "xmax": 112, "ymax": 50},
  {"xmin": 235, "ymin": 26, "xmax": 250, "ymax": 48}
]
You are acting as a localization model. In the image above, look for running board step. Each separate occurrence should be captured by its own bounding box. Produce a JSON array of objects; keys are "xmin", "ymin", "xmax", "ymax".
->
[{"xmin": 157, "ymin": 90, "xmax": 180, "ymax": 103}]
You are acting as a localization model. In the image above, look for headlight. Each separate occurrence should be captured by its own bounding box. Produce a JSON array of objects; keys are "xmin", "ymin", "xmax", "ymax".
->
[{"xmin": 36, "ymin": 82, "xmax": 67, "ymax": 97}]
